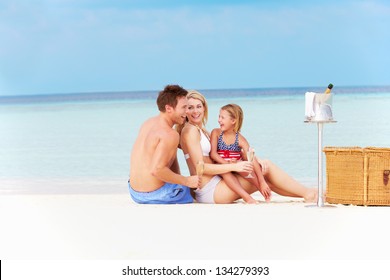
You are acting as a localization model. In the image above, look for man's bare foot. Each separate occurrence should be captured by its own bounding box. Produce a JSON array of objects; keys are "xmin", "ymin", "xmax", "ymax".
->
[{"xmin": 304, "ymin": 188, "xmax": 318, "ymax": 203}]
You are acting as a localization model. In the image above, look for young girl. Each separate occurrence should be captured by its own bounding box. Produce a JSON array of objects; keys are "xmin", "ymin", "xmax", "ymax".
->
[{"xmin": 210, "ymin": 104, "xmax": 272, "ymax": 202}]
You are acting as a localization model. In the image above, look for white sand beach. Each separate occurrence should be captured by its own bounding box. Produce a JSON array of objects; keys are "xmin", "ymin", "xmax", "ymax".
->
[{"xmin": 1, "ymin": 192, "xmax": 390, "ymax": 260}]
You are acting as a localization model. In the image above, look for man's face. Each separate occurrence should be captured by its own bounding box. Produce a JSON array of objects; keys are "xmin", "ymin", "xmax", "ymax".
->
[{"xmin": 173, "ymin": 96, "xmax": 188, "ymax": 125}]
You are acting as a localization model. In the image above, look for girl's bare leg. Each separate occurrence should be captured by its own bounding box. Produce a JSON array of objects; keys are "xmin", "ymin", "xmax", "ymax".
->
[
  {"xmin": 219, "ymin": 173, "xmax": 257, "ymax": 204},
  {"xmin": 214, "ymin": 176, "xmax": 258, "ymax": 204}
]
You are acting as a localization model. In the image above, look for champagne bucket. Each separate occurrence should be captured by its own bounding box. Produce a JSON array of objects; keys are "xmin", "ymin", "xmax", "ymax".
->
[{"xmin": 305, "ymin": 92, "xmax": 334, "ymax": 122}]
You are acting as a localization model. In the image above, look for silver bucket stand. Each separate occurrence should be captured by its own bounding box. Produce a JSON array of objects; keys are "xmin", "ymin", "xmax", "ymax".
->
[
  {"xmin": 305, "ymin": 119, "xmax": 336, "ymax": 207},
  {"xmin": 304, "ymin": 91, "xmax": 337, "ymax": 207}
]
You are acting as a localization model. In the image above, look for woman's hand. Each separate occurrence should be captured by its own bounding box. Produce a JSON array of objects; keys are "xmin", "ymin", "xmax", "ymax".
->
[
  {"xmin": 234, "ymin": 161, "xmax": 253, "ymax": 173},
  {"xmin": 257, "ymin": 158, "xmax": 269, "ymax": 175}
]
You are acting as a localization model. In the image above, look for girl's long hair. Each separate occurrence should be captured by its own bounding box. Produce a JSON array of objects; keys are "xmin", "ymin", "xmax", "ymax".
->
[{"xmin": 221, "ymin": 104, "xmax": 244, "ymax": 132}]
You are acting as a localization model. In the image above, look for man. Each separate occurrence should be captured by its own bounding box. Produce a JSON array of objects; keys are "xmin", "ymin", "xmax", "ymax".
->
[{"xmin": 129, "ymin": 85, "xmax": 199, "ymax": 204}]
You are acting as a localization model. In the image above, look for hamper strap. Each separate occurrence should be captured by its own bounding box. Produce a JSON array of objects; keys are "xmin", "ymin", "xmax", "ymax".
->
[{"xmin": 384, "ymin": 170, "xmax": 390, "ymax": 186}]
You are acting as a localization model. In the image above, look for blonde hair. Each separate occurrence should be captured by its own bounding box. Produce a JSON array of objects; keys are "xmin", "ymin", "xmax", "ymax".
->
[
  {"xmin": 187, "ymin": 90, "xmax": 208, "ymax": 126},
  {"xmin": 176, "ymin": 90, "xmax": 209, "ymax": 135},
  {"xmin": 221, "ymin": 104, "xmax": 244, "ymax": 132}
]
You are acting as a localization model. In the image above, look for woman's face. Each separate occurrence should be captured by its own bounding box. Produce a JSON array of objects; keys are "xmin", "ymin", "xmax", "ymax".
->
[{"xmin": 186, "ymin": 98, "xmax": 204, "ymax": 126}]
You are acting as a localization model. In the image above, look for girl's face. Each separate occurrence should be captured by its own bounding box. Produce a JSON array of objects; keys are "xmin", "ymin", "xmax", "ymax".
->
[
  {"xmin": 218, "ymin": 109, "xmax": 235, "ymax": 132},
  {"xmin": 186, "ymin": 98, "xmax": 204, "ymax": 126}
]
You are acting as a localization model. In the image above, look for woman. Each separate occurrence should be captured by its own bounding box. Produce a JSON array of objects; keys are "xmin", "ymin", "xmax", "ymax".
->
[{"xmin": 177, "ymin": 90, "xmax": 317, "ymax": 204}]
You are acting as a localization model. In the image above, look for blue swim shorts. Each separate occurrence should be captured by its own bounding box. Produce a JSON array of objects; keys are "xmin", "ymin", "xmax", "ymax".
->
[{"xmin": 128, "ymin": 180, "xmax": 193, "ymax": 204}]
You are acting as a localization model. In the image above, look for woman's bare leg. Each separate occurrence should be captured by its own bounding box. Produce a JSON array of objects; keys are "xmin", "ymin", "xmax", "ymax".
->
[
  {"xmin": 214, "ymin": 160, "xmax": 317, "ymax": 203},
  {"xmin": 261, "ymin": 159, "xmax": 317, "ymax": 202}
]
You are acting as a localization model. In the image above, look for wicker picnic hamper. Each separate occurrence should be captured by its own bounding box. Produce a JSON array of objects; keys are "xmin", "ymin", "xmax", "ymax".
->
[{"xmin": 324, "ymin": 147, "xmax": 390, "ymax": 206}]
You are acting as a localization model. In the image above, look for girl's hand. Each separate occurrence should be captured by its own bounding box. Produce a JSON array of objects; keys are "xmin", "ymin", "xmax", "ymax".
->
[{"xmin": 260, "ymin": 182, "xmax": 272, "ymax": 202}]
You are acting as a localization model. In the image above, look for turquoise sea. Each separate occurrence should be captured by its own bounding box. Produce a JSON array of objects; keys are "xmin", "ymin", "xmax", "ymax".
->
[{"xmin": 1, "ymin": 86, "xmax": 390, "ymax": 194}]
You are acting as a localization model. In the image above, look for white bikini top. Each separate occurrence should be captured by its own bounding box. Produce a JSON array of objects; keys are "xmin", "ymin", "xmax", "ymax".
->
[{"xmin": 184, "ymin": 127, "xmax": 211, "ymax": 159}]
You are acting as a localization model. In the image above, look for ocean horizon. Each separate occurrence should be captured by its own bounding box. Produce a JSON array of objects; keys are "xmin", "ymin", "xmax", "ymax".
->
[{"xmin": 1, "ymin": 85, "xmax": 390, "ymax": 105}]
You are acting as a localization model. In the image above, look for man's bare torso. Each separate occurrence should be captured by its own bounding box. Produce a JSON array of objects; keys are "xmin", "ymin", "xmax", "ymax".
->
[{"xmin": 129, "ymin": 116, "xmax": 178, "ymax": 192}]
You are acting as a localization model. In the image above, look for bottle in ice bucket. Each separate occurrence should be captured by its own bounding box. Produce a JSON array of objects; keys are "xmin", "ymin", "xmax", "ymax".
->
[{"xmin": 324, "ymin": 83, "xmax": 333, "ymax": 94}]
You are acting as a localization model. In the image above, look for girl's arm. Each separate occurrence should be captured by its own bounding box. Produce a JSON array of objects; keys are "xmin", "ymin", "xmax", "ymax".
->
[
  {"xmin": 238, "ymin": 134, "xmax": 271, "ymax": 201},
  {"xmin": 239, "ymin": 134, "xmax": 265, "ymax": 184},
  {"xmin": 253, "ymin": 159, "xmax": 271, "ymax": 202},
  {"xmin": 210, "ymin": 128, "xmax": 229, "ymax": 164},
  {"xmin": 238, "ymin": 133, "xmax": 250, "ymax": 161}
]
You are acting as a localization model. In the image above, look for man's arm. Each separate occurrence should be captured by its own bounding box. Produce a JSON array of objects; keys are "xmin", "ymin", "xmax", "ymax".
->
[
  {"xmin": 151, "ymin": 131, "xmax": 187, "ymax": 185},
  {"xmin": 170, "ymin": 154, "xmax": 181, "ymax": 174}
]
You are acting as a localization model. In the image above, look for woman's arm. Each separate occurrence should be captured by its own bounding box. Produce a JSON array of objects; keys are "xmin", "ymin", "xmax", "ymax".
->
[
  {"xmin": 180, "ymin": 125, "xmax": 204, "ymax": 171},
  {"xmin": 210, "ymin": 128, "xmax": 229, "ymax": 164}
]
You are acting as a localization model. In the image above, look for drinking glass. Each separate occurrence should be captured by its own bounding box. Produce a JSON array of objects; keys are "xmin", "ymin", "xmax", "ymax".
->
[
  {"xmin": 245, "ymin": 147, "xmax": 255, "ymax": 178},
  {"xmin": 196, "ymin": 161, "xmax": 204, "ymax": 177}
]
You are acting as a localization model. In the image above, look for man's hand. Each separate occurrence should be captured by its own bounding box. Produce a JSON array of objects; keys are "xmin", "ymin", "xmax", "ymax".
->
[{"xmin": 185, "ymin": 175, "xmax": 201, "ymax": 189}]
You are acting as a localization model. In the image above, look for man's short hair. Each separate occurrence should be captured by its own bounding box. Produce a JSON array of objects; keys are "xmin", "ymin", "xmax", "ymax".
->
[{"xmin": 157, "ymin": 85, "xmax": 188, "ymax": 112}]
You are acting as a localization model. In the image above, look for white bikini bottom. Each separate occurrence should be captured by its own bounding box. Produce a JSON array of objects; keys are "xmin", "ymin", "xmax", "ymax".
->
[{"xmin": 194, "ymin": 175, "xmax": 221, "ymax": 203}]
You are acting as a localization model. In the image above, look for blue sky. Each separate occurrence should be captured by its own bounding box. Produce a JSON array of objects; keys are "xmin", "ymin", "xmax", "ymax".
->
[{"xmin": 1, "ymin": 0, "xmax": 390, "ymax": 96}]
